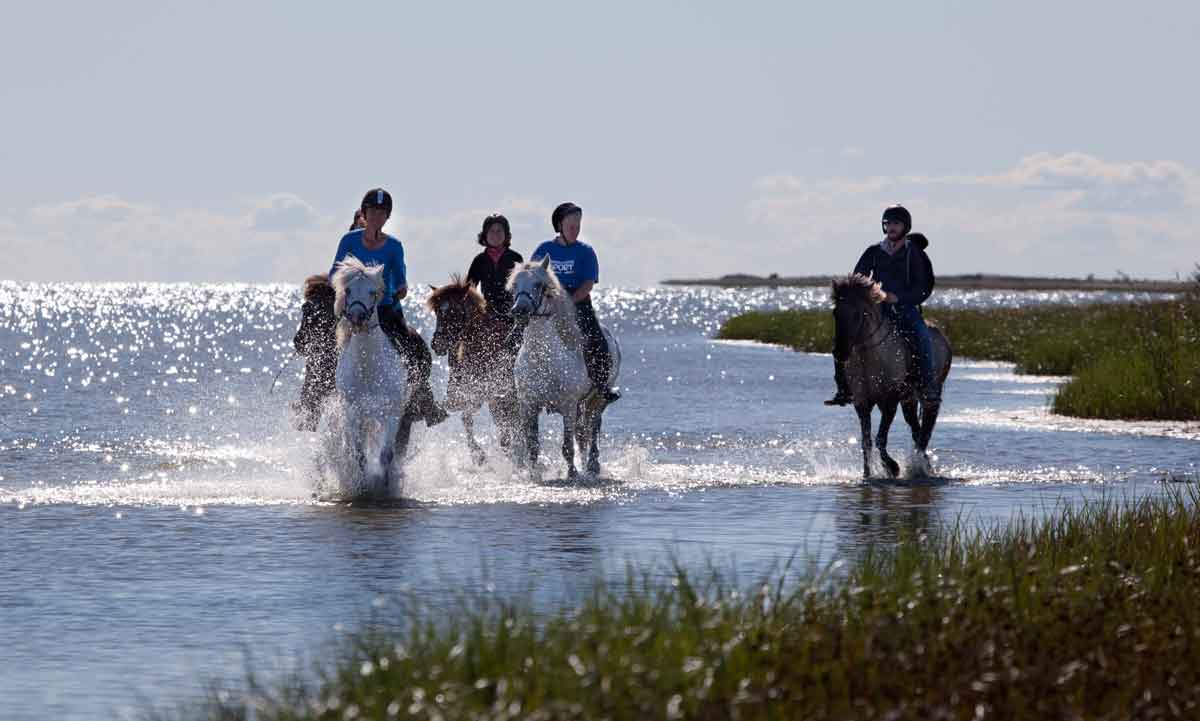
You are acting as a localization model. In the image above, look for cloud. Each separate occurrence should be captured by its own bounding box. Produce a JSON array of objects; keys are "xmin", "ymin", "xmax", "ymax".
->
[
  {"xmin": 749, "ymin": 152, "xmax": 1200, "ymax": 278},
  {"xmin": 840, "ymin": 146, "xmax": 865, "ymax": 159},
  {"xmin": 249, "ymin": 193, "xmax": 320, "ymax": 231},
  {"xmin": 30, "ymin": 195, "xmax": 152, "ymax": 224}
]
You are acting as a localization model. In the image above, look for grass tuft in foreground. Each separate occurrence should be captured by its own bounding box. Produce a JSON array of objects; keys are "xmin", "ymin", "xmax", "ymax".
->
[{"xmin": 165, "ymin": 490, "xmax": 1200, "ymax": 720}]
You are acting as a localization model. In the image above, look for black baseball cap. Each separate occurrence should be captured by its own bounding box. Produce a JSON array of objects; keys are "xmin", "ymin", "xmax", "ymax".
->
[{"xmin": 361, "ymin": 188, "xmax": 393, "ymax": 214}]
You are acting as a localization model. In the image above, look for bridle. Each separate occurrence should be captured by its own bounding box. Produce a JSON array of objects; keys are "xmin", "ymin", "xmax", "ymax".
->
[
  {"xmin": 342, "ymin": 297, "xmax": 380, "ymax": 331},
  {"xmin": 513, "ymin": 280, "xmax": 554, "ymax": 318}
]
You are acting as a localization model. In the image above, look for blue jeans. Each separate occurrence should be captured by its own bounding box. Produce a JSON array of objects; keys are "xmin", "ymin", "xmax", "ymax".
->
[{"xmin": 887, "ymin": 304, "xmax": 936, "ymax": 396}]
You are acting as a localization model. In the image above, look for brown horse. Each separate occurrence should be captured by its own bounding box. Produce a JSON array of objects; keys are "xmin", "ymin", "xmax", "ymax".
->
[
  {"xmin": 832, "ymin": 273, "xmax": 953, "ymax": 479},
  {"xmin": 426, "ymin": 277, "xmax": 519, "ymax": 465}
]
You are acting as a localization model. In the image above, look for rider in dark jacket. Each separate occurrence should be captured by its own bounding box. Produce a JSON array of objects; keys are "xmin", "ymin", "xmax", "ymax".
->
[{"xmin": 826, "ymin": 205, "xmax": 938, "ymax": 405}]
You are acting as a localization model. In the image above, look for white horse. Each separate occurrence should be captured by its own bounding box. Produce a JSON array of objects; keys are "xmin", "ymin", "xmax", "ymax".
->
[
  {"xmin": 330, "ymin": 256, "xmax": 409, "ymax": 496},
  {"xmin": 508, "ymin": 256, "xmax": 622, "ymax": 482}
]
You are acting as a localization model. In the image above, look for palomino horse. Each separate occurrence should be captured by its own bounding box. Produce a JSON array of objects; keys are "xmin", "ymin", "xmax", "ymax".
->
[
  {"xmin": 508, "ymin": 256, "xmax": 621, "ymax": 481},
  {"xmin": 426, "ymin": 277, "xmax": 519, "ymax": 465},
  {"xmin": 832, "ymin": 273, "xmax": 952, "ymax": 479},
  {"xmin": 330, "ymin": 256, "xmax": 409, "ymax": 495}
]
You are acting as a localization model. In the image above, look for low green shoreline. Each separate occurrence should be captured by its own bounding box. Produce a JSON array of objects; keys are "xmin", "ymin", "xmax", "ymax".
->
[
  {"xmin": 718, "ymin": 294, "xmax": 1200, "ymax": 421},
  {"xmin": 165, "ymin": 491, "xmax": 1200, "ymax": 720}
]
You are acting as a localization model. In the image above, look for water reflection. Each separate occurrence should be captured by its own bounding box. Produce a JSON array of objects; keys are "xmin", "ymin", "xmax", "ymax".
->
[{"xmin": 833, "ymin": 481, "xmax": 943, "ymax": 556}]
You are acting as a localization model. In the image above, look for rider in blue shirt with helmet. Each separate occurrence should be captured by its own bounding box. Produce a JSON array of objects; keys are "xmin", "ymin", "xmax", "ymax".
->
[
  {"xmin": 530, "ymin": 202, "xmax": 620, "ymax": 404},
  {"xmin": 326, "ymin": 188, "xmax": 446, "ymax": 426}
]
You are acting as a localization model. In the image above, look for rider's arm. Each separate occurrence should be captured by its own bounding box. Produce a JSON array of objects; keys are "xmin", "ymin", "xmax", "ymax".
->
[
  {"xmin": 852, "ymin": 247, "xmax": 875, "ymax": 278},
  {"xmin": 328, "ymin": 234, "xmax": 351, "ymax": 278},
  {"xmin": 572, "ymin": 280, "xmax": 595, "ymax": 303}
]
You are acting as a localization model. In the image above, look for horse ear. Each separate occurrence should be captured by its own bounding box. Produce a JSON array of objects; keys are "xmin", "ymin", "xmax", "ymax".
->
[
  {"xmin": 429, "ymin": 284, "xmax": 437, "ymax": 292},
  {"xmin": 540, "ymin": 255, "xmax": 551, "ymax": 270}
]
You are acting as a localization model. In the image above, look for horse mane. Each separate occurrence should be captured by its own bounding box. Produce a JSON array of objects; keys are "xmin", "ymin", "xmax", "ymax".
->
[
  {"xmin": 302, "ymin": 274, "xmax": 335, "ymax": 302},
  {"xmin": 832, "ymin": 273, "xmax": 886, "ymax": 305},
  {"xmin": 508, "ymin": 260, "xmax": 584, "ymax": 348},
  {"xmin": 426, "ymin": 274, "xmax": 485, "ymax": 313}
]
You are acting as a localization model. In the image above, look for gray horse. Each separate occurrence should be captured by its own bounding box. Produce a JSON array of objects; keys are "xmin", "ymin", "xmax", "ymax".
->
[{"xmin": 832, "ymin": 274, "xmax": 953, "ymax": 479}]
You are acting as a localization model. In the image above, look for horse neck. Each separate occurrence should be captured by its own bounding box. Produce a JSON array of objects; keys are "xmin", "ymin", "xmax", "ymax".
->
[{"xmin": 843, "ymin": 304, "xmax": 908, "ymax": 376}]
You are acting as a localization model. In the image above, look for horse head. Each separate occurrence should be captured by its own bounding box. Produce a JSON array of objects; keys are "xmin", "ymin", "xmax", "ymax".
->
[
  {"xmin": 831, "ymin": 273, "xmax": 886, "ymax": 355},
  {"xmin": 508, "ymin": 255, "xmax": 562, "ymax": 320},
  {"xmin": 426, "ymin": 275, "xmax": 485, "ymax": 356},
  {"xmin": 332, "ymin": 255, "xmax": 387, "ymax": 335}
]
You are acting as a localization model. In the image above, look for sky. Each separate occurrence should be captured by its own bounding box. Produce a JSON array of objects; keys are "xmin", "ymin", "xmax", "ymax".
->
[{"xmin": 1, "ymin": 0, "xmax": 1198, "ymax": 286}]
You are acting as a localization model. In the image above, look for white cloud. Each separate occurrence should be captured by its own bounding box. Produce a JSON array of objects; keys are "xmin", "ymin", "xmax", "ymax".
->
[
  {"xmin": 749, "ymin": 152, "xmax": 1200, "ymax": 279},
  {"xmin": 249, "ymin": 193, "xmax": 321, "ymax": 231}
]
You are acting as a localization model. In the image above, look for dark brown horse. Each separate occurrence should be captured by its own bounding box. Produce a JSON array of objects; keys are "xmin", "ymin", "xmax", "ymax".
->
[
  {"xmin": 832, "ymin": 274, "xmax": 953, "ymax": 479},
  {"xmin": 427, "ymin": 277, "xmax": 519, "ymax": 465}
]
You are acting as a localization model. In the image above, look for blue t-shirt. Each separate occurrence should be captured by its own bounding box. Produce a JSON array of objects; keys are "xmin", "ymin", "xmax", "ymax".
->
[
  {"xmin": 329, "ymin": 230, "xmax": 407, "ymax": 307},
  {"xmin": 530, "ymin": 239, "xmax": 599, "ymax": 292}
]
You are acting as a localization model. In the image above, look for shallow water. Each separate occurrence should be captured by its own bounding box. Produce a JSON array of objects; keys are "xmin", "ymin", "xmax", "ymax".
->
[{"xmin": 0, "ymin": 282, "xmax": 1196, "ymax": 720}]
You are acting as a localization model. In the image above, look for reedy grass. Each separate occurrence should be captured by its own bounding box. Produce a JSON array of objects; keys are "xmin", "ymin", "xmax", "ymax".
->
[
  {"xmin": 165, "ymin": 490, "xmax": 1200, "ymax": 721},
  {"xmin": 718, "ymin": 292, "xmax": 1200, "ymax": 419}
]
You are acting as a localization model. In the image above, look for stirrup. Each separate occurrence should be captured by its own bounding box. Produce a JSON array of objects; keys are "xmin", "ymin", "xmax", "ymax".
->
[{"xmin": 823, "ymin": 392, "xmax": 852, "ymax": 406}]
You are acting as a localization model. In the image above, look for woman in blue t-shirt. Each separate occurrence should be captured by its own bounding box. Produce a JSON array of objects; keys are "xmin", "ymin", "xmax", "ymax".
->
[
  {"xmin": 530, "ymin": 202, "xmax": 620, "ymax": 404},
  {"xmin": 324, "ymin": 188, "xmax": 446, "ymax": 426}
]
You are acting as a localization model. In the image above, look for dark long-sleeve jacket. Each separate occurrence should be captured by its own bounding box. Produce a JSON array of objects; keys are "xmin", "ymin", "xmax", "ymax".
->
[
  {"xmin": 852, "ymin": 240, "xmax": 935, "ymax": 306},
  {"xmin": 466, "ymin": 248, "xmax": 524, "ymax": 315}
]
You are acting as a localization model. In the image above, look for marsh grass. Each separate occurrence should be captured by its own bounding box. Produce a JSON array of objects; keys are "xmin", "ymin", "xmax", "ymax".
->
[
  {"xmin": 718, "ymin": 289, "xmax": 1200, "ymax": 419},
  {"xmin": 165, "ymin": 491, "xmax": 1200, "ymax": 721}
]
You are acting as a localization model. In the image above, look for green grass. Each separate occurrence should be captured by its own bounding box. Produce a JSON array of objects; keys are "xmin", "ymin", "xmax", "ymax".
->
[
  {"xmin": 717, "ymin": 289, "xmax": 1200, "ymax": 419},
  {"xmin": 162, "ymin": 491, "xmax": 1200, "ymax": 721}
]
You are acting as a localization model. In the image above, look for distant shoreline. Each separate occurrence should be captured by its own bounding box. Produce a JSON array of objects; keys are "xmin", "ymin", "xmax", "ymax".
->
[{"xmin": 661, "ymin": 273, "xmax": 1192, "ymax": 293}]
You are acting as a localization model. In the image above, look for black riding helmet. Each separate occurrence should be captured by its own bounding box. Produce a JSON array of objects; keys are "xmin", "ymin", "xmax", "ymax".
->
[
  {"xmin": 361, "ymin": 188, "xmax": 393, "ymax": 216},
  {"xmin": 881, "ymin": 204, "xmax": 911, "ymax": 234},
  {"xmin": 551, "ymin": 202, "xmax": 583, "ymax": 233}
]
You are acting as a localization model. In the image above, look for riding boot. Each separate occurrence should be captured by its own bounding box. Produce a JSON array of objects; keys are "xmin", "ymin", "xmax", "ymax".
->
[
  {"xmin": 824, "ymin": 360, "xmax": 852, "ymax": 406},
  {"xmin": 576, "ymin": 298, "xmax": 619, "ymax": 404}
]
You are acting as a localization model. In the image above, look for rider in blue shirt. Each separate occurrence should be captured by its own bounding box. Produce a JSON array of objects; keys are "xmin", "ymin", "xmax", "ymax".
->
[
  {"xmin": 324, "ymin": 188, "xmax": 446, "ymax": 426},
  {"xmin": 530, "ymin": 202, "xmax": 620, "ymax": 404}
]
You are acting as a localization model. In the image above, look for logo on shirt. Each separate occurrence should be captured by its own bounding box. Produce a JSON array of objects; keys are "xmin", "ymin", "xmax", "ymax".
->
[{"xmin": 550, "ymin": 259, "xmax": 575, "ymax": 275}]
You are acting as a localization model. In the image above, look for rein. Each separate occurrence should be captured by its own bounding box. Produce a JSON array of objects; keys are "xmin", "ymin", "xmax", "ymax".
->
[{"xmin": 514, "ymin": 287, "xmax": 554, "ymax": 318}]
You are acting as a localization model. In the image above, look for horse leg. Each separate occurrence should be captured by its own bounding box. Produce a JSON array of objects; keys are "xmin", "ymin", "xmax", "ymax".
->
[
  {"xmin": 393, "ymin": 410, "xmax": 415, "ymax": 462},
  {"xmin": 561, "ymin": 414, "xmax": 579, "ymax": 481},
  {"xmin": 585, "ymin": 408, "xmax": 602, "ymax": 477},
  {"xmin": 380, "ymin": 416, "xmax": 401, "ymax": 495},
  {"xmin": 523, "ymin": 406, "xmax": 541, "ymax": 482},
  {"xmin": 462, "ymin": 409, "xmax": 486, "ymax": 466},
  {"xmin": 901, "ymin": 399, "xmax": 921, "ymax": 447},
  {"xmin": 876, "ymin": 400, "xmax": 900, "ymax": 479},
  {"xmin": 855, "ymin": 403, "xmax": 874, "ymax": 479}
]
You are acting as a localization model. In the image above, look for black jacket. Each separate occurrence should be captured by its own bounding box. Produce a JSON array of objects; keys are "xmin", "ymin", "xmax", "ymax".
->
[
  {"xmin": 467, "ymin": 248, "xmax": 524, "ymax": 315},
  {"xmin": 853, "ymin": 239, "xmax": 934, "ymax": 306}
]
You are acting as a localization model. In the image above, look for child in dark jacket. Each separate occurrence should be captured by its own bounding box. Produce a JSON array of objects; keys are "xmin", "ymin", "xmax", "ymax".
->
[{"xmin": 826, "ymin": 205, "xmax": 938, "ymax": 405}]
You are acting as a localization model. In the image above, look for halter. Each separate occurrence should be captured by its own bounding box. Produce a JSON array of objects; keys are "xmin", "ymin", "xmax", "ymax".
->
[
  {"xmin": 514, "ymin": 282, "xmax": 554, "ymax": 318},
  {"xmin": 342, "ymin": 298, "xmax": 381, "ymax": 331}
]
